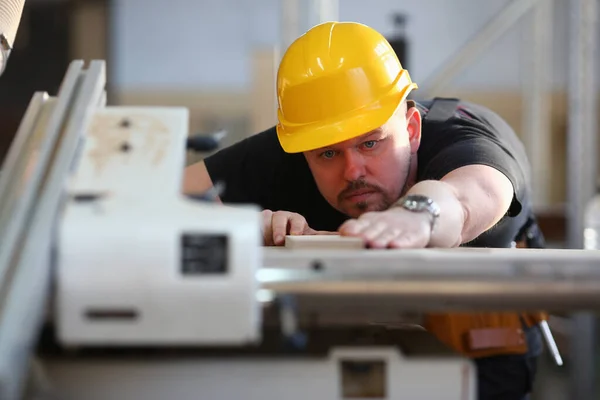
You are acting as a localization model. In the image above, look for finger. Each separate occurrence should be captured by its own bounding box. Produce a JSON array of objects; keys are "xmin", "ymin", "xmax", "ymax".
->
[
  {"xmin": 310, "ymin": 230, "xmax": 339, "ymax": 236},
  {"xmin": 262, "ymin": 210, "xmax": 274, "ymax": 246},
  {"xmin": 271, "ymin": 212, "xmax": 291, "ymax": 245},
  {"xmin": 339, "ymin": 219, "xmax": 370, "ymax": 236},
  {"xmin": 360, "ymin": 222, "xmax": 389, "ymax": 242},
  {"xmin": 340, "ymin": 218, "xmax": 381, "ymax": 238},
  {"xmin": 289, "ymin": 214, "xmax": 307, "ymax": 235},
  {"xmin": 303, "ymin": 227, "xmax": 318, "ymax": 235},
  {"xmin": 304, "ymin": 228, "xmax": 338, "ymax": 236},
  {"xmin": 388, "ymin": 233, "xmax": 427, "ymax": 249},
  {"xmin": 369, "ymin": 229, "xmax": 403, "ymax": 249}
]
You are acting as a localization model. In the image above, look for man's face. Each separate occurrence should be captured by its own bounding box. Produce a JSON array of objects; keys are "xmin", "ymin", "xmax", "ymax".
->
[{"xmin": 304, "ymin": 105, "xmax": 422, "ymax": 218}]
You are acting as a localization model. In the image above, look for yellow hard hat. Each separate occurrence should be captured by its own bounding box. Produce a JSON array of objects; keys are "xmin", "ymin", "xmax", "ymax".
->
[{"xmin": 276, "ymin": 21, "xmax": 418, "ymax": 153}]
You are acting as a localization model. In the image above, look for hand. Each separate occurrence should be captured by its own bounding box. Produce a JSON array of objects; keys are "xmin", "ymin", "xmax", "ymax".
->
[
  {"xmin": 261, "ymin": 209, "xmax": 335, "ymax": 246},
  {"xmin": 338, "ymin": 208, "xmax": 432, "ymax": 249}
]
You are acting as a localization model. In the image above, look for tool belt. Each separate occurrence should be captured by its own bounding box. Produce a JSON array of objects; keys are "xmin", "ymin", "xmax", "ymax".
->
[
  {"xmin": 423, "ymin": 311, "xmax": 547, "ymax": 359},
  {"xmin": 424, "ymin": 214, "xmax": 548, "ymax": 359}
]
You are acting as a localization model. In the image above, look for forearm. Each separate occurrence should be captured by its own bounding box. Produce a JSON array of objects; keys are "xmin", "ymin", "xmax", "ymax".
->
[
  {"xmin": 407, "ymin": 165, "xmax": 514, "ymax": 247},
  {"xmin": 183, "ymin": 161, "xmax": 223, "ymax": 203},
  {"xmin": 406, "ymin": 180, "xmax": 466, "ymax": 248}
]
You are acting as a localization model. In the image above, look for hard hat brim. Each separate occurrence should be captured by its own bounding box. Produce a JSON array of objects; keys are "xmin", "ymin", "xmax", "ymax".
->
[{"xmin": 276, "ymin": 82, "xmax": 417, "ymax": 153}]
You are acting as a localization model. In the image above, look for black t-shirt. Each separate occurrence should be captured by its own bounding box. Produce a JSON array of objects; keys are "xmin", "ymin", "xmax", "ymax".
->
[{"xmin": 203, "ymin": 98, "xmax": 533, "ymax": 248}]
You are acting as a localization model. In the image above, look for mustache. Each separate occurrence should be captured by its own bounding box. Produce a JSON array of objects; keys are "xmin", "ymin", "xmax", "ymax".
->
[{"xmin": 338, "ymin": 179, "xmax": 382, "ymax": 200}]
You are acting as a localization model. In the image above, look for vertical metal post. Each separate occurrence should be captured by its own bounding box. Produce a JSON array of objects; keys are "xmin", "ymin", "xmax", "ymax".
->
[
  {"xmin": 282, "ymin": 0, "xmax": 339, "ymax": 62},
  {"xmin": 566, "ymin": 0, "xmax": 598, "ymax": 250},
  {"xmin": 521, "ymin": 1, "xmax": 554, "ymax": 210},
  {"xmin": 280, "ymin": 0, "xmax": 301, "ymax": 55},
  {"xmin": 307, "ymin": 0, "xmax": 339, "ymax": 29},
  {"xmin": 566, "ymin": 1, "xmax": 598, "ymax": 400}
]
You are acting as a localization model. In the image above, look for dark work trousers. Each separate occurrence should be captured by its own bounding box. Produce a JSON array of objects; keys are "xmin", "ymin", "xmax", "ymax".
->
[{"xmin": 475, "ymin": 323, "xmax": 543, "ymax": 400}]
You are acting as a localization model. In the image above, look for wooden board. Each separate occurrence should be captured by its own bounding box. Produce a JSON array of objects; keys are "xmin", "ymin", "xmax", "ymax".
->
[{"xmin": 284, "ymin": 234, "xmax": 365, "ymax": 250}]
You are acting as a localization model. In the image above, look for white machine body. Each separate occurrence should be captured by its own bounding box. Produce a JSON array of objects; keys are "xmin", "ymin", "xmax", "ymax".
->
[
  {"xmin": 44, "ymin": 347, "xmax": 476, "ymax": 400},
  {"xmin": 56, "ymin": 106, "xmax": 262, "ymax": 346}
]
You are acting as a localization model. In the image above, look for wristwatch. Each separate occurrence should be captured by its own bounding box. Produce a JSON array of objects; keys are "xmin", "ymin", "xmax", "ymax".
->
[{"xmin": 395, "ymin": 194, "xmax": 441, "ymax": 232}]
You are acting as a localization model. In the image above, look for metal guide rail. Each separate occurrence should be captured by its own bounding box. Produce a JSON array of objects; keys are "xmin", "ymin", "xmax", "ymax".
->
[
  {"xmin": 0, "ymin": 60, "xmax": 107, "ymax": 400},
  {"xmin": 259, "ymin": 247, "xmax": 600, "ymax": 311}
]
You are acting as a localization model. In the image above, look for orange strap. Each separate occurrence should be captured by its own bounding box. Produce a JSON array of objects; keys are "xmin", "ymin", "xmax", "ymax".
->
[{"xmin": 521, "ymin": 311, "xmax": 548, "ymax": 327}]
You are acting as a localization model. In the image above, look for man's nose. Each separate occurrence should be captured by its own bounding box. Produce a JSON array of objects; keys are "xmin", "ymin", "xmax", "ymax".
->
[{"xmin": 342, "ymin": 151, "xmax": 366, "ymax": 181}]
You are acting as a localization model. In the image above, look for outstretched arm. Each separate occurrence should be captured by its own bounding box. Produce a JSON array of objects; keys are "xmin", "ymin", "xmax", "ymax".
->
[
  {"xmin": 407, "ymin": 164, "xmax": 514, "ymax": 247},
  {"xmin": 339, "ymin": 164, "xmax": 514, "ymax": 248}
]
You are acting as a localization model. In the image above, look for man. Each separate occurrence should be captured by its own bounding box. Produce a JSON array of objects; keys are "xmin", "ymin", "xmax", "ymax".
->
[{"xmin": 184, "ymin": 21, "xmax": 543, "ymax": 400}]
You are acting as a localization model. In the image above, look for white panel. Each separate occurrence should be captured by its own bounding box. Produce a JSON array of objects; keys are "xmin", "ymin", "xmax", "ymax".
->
[
  {"xmin": 43, "ymin": 347, "xmax": 476, "ymax": 400},
  {"xmin": 111, "ymin": 0, "xmax": 279, "ymax": 90}
]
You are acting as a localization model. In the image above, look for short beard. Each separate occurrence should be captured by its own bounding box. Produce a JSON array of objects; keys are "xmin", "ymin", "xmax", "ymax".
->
[{"xmin": 341, "ymin": 153, "xmax": 413, "ymax": 215}]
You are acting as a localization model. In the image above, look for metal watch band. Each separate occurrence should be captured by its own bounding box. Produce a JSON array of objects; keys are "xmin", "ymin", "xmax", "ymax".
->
[
  {"xmin": 0, "ymin": 34, "xmax": 12, "ymax": 76},
  {"xmin": 396, "ymin": 194, "xmax": 441, "ymax": 232}
]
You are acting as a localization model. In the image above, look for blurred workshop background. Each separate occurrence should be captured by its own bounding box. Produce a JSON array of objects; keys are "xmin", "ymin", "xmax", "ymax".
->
[
  {"xmin": 0, "ymin": 1, "xmax": 598, "ymax": 398},
  {"xmin": 2, "ymin": 0, "xmax": 597, "ymax": 248}
]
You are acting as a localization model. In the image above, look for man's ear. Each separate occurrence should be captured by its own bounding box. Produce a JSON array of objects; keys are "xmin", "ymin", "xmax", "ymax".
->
[{"xmin": 406, "ymin": 105, "xmax": 422, "ymax": 153}]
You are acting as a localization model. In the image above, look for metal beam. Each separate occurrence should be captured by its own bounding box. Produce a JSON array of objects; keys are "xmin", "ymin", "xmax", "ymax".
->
[{"xmin": 521, "ymin": 1, "xmax": 554, "ymax": 209}]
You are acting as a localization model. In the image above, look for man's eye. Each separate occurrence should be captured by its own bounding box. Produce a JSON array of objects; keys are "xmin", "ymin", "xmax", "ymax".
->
[
  {"xmin": 321, "ymin": 150, "xmax": 335, "ymax": 159},
  {"xmin": 363, "ymin": 140, "xmax": 377, "ymax": 149}
]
